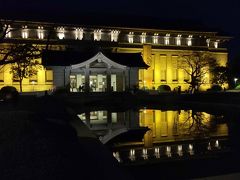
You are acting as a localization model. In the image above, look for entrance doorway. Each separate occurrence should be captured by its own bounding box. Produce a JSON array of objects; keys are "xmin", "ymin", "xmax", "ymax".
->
[{"xmin": 70, "ymin": 73, "xmax": 117, "ymax": 92}]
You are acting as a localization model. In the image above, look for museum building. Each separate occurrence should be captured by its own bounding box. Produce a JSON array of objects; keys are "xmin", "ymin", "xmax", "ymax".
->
[{"xmin": 0, "ymin": 17, "xmax": 231, "ymax": 92}]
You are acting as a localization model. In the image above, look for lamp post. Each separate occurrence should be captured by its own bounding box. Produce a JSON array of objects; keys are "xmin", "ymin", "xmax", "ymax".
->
[
  {"xmin": 31, "ymin": 80, "xmax": 36, "ymax": 92},
  {"xmin": 234, "ymin": 78, "xmax": 238, "ymax": 87}
]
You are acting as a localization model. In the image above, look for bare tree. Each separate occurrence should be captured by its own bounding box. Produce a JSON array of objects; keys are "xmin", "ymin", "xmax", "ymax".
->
[
  {"xmin": 178, "ymin": 52, "xmax": 217, "ymax": 93},
  {"xmin": 8, "ymin": 44, "xmax": 42, "ymax": 92},
  {"xmin": 179, "ymin": 110, "xmax": 217, "ymax": 137}
]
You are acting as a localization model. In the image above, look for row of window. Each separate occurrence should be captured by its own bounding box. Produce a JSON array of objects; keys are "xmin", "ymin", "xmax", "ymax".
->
[
  {"xmin": 4, "ymin": 25, "xmax": 219, "ymax": 48},
  {"xmin": 0, "ymin": 69, "xmax": 53, "ymax": 83}
]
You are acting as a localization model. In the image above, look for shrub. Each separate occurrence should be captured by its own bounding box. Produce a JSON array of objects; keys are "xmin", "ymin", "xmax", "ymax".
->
[
  {"xmin": 157, "ymin": 85, "xmax": 171, "ymax": 92},
  {"xmin": 0, "ymin": 86, "xmax": 19, "ymax": 101},
  {"xmin": 209, "ymin": 85, "xmax": 222, "ymax": 92}
]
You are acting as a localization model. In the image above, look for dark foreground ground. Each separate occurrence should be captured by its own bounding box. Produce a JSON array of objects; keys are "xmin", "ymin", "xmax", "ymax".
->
[{"xmin": 1, "ymin": 92, "xmax": 240, "ymax": 179}]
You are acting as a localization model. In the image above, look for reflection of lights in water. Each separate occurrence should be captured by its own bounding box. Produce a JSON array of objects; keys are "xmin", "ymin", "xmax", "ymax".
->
[
  {"xmin": 129, "ymin": 149, "xmax": 136, "ymax": 161},
  {"xmin": 143, "ymin": 107, "xmax": 147, "ymax": 114},
  {"xmin": 189, "ymin": 144, "xmax": 194, "ymax": 155},
  {"xmin": 207, "ymin": 142, "xmax": 211, "ymax": 150},
  {"xmin": 166, "ymin": 146, "xmax": 172, "ymax": 157},
  {"xmin": 113, "ymin": 152, "xmax": 121, "ymax": 162},
  {"xmin": 142, "ymin": 148, "xmax": 148, "ymax": 160},
  {"xmin": 215, "ymin": 140, "xmax": 220, "ymax": 149},
  {"xmin": 177, "ymin": 145, "xmax": 183, "ymax": 156},
  {"xmin": 154, "ymin": 147, "xmax": 160, "ymax": 158}
]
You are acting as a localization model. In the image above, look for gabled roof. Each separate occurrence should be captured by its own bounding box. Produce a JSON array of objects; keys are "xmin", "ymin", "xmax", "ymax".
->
[
  {"xmin": 71, "ymin": 52, "xmax": 127, "ymax": 70},
  {"xmin": 42, "ymin": 50, "xmax": 149, "ymax": 68}
]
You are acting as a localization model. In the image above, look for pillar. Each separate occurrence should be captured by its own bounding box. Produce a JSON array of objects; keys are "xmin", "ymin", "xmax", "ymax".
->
[{"xmin": 84, "ymin": 65, "xmax": 90, "ymax": 93}]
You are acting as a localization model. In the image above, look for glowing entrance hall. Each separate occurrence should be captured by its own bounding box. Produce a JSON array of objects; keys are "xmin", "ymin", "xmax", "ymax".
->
[{"xmin": 43, "ymin": 51, "xmax": 148, "ymax": 92}]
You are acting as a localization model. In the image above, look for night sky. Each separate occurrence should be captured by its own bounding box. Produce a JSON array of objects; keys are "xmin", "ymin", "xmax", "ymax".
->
[{"xmin": 1, "ymin": 0, "xmax": 240, "ymax": 60}]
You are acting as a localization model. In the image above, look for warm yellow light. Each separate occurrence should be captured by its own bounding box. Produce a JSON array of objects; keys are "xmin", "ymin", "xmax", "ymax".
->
[
  {"xmin": 57, "ymin": 27, "xmax": 65, "ymax": 40},
  {"xmin": 128, "ymin": 32, "xmax": 134, "ymax": 43},
  {"xmin": 75, "ymin": 28, "xmax": 83, "ymax": 40},
  {"xmin": 37, "ymin": 26, "xmax": 44, "ymax": 39},
  {"xmin": 94, "ymin": 29, "xmax": 102, "ymax": 41},
  {"xmin": 22, "ymin": 26, "xmax": 28, "ymax": 39},
  {"xmin": 111, "ymin": 30, "xmax": 120, "ymax": 42}
]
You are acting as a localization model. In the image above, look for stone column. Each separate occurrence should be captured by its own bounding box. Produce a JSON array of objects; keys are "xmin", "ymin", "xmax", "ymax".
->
[
  {"xmin": 84, "ymin": 65, "xmax": 90, "ymax": 93},
  {"xmin": 107, "ymin": 66, "xmax": 112, "ymax": 92},
  {"xmin": 85, "ymin": 112, "xmax": 91, "ymax": 128}
]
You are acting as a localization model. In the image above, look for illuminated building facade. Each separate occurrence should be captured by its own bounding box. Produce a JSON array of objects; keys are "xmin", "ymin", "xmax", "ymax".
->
[{"xmin": 0, "ymin": 19, "xmax": 230, "ymax": 92}]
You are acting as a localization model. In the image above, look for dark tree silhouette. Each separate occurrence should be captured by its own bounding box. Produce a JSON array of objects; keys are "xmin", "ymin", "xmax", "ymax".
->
[
  {"xmin": 178, "ymin": 52, "xmax": 217, "ymax": 93},
  {"xmin": 8, "ymin": 44, "xmax": 41, "ymax": 92},
  {"xmin": 211, "ymin": 66, "xmax": 230, "ymax": 88},
  {"xmin": 179, "ymin": 110, "xmax": 217, "ymax": 137}
]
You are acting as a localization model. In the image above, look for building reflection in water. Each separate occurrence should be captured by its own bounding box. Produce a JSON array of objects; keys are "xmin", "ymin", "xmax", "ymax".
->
[
  {"xmin": 139, "ymin": 109, "xmax": 228, "ymax": 148},
  {"xmin": 77, "ymin": 109, "xmax": 228, "ymax": 163}
]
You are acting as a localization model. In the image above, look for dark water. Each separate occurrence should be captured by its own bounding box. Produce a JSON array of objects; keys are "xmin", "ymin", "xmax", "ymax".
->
[{"xmin": 78, "ymin": 108, "xmax": 240, "ymax": 179}]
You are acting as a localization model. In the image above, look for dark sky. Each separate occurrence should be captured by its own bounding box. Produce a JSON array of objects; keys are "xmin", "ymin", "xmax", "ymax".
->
[{"xmin": 1, "ymin": 0, "xmax": 240, "ymax": 60}]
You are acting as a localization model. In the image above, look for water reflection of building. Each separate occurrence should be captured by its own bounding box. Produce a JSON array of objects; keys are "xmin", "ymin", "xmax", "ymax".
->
[
  {"xmin": 78, "ymin": 110, "xmax": 141, "ymax": 143},
  {"xmin": 77, "ymin": 109, "xmax": 229, "ymax": 163},
  {"xmin": 77, "ymin": 109, "xmax": 228, "ymax": 146},
  {"xmin": 140, "ymin": 109, "xmax": 228, "ymax": 148}
]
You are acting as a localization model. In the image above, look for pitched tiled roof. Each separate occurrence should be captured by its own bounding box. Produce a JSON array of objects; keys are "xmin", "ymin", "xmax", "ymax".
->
[{"xmin": 42, "ymin": 50, "xmax": 149, "ymax": 68}]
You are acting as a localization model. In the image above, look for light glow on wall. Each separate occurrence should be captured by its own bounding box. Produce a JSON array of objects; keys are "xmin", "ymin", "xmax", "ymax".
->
[
  {"xmin": 140, "ymin": 32, "xmax": 146, "ymax": 44},
  {"xmin": 57, "ymin": 27, "xmax": 65, "ymax": 39},
  {"xmin": 128, "ymin": 32, "xmax": 134, "ymax": 43},
  {"xmin": 152, "ymin": 33, "xmax": 159, "ymax": 44},
  {"xmin": 37, "ymin": 26, "xmax": 44, "ymax": 39},
  {"xmin": 110, "ymin": 30, "xmax": 120, "ymax": 42},
  {"xmin": 176, "ymin": 34, "xmax": 182, "ymax": 46},
  {"xmin": 94, "ymin": 29, "xmax": 102, "ymax": 41},
  {"xmin": 164, "ymin": 34, "xmax": 170, "ymax": 45},
  {"xmin": 75, "ymin": 28, "xmax": 83, "ymax": 40},
  {"xmin": 22, "ymin": 26, "xmax": 28, "ymax": 39},
  {"xmin": 129, "ymin": 149, "xmax": 136, "ymax": 161},
  {"xmin": 206, "ymin": 39, "xmax": 210, "ymax": 47},
  {"xmin": 214, "ymin": 41, "xmax": 219, "ymax": 48},
  {"xmin": 187, "ymin": 35, "xmax": 193, "ymax": 46},
  {"xmin": 4, "ymin": 24, "xmax": 11, "ymax": 38}
]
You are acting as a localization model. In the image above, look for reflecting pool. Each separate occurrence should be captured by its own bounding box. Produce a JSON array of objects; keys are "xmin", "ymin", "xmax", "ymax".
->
[{"xmin": 78, "ymin": 108, "xmax": 230, "ymax": 165}]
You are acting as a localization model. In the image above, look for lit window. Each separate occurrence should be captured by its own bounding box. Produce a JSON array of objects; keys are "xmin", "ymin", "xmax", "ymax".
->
[
  {"xmin": 4, "ymin": 24, "xmax": 11, "ymax": 38},
  {"xmin": 94, "ymin": 29, "xmax": 101, "ymax": 41},
  {"xmin": 75, "ymin": 28, "xmax": 83, "ymax": 40},
  {"xmin": 29, "ymin": 73, "xmax": 38, "ymax": 83},
  {"xmin": 152, "ymin": 33, "xmax": 159, "ymax": 44},
  {"xmin": 0, "ymin": 67, "xmax": 4, "ymax": 82},
  {"xmin": 164, "ymin": 34, "xmax": 170, "ymax": 45},
  {"xmin": 37, "ymin": 26, "xmax": 44, "ymax": 39},
  {"xmin": 187, "ymin": 35, "xmax": 193, "ymax": 46},
  {"xmin": 214, "ymin": 40, "xmax": 219, "ymax": 48},
  {"xmin": 45, "ymin": 69, "xmax": 53, "ymax": 82},
  {"xmin": 140, "ymin": 32, "xmax": 146, "ymax": 44},
  {"xmin": 128, "ymin": 32, "xmax": 134, "ymax": 43},
  {"xmin": 206, "ymin": 39, "xmax": 210, "ymax": 47},
  {"xmin": 110, "ymin": 30, "xmax": 120, "ymax": 42},
  {"xmin": 176, "ymin": 34, "xmax": 181, "ymax": 46},
  {"xmin": 22, "ymin": 26, "xmax": 28, "ymax": 39},
  {"xmin": 57, "ymin": 27, "xmax": 65, "ymax": 40}
]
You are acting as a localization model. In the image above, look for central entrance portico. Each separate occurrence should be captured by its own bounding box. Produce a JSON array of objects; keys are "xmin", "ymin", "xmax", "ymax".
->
[{"xmin": 70, "ymin": 52, "xmax": 127, "ymax": 92}]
